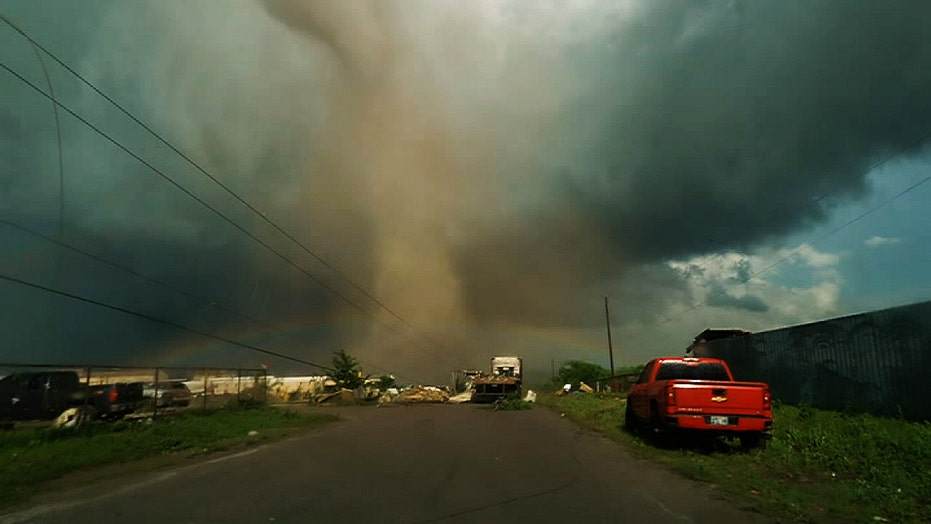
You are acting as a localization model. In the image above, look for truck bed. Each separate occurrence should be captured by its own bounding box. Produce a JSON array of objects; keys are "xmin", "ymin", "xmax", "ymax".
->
[
  {"xmin": 669, "ymin": 380, "xmax": 770, "ymax": 417},
  {"xmin": 470, "ymin": 376, "xmax": 521, "ymax": 403},
  {"xmin": 662, "ymin": 380, "xmax": 771, "ymax": 432}
]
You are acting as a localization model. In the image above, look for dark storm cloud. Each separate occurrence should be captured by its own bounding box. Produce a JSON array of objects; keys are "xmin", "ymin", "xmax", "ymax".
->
[
  {"xmin": 706, "ymin": 289, "xmax": 769, "ymax": 313},
  {"xmin": 4, "ymin": 0, "xmax": 931, "ymax": 378},
  {"xmin": 593, "ymin": 0, "xmax": 931, "ymax": 259},
  {"xmin": 453, "ymin": 0, "xmax": 931, "ymax": 325},
  {"xmin": 0, "ymin": 208, "xmax": 343, "ymax": 366},
  {"xmin": 1, "ymin": 0, "xmax": 362, "ymax": 369}
]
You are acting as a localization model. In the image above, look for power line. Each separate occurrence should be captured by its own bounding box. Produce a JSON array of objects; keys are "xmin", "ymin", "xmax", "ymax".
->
[
  {"xmin": 0, "ymin": 270, "xmax": 330, "ymax": 371},
  {"xmin": 1, "ymin": 209, "xmax": 426, "ymax": 383},
  {"xmin": 0, "ymin": 12, "xmax": 448, "ymax": 356},
  {"xmin": 0, "ymin": 58, "xmax": 452, "ymax": 371},
  {"xmin": 613, "ymin": 71, "xmax": 931, "ymax": 344},
  {"xmin": 0, "ymin": 216, "xmax": 280, "ymax": 329},
  {"xmin": 728, "ymin": 176, "xmax": 930, "ymax": 286},
  {"xmin": 0, "ymin": 260, "xmax": 426, "ymax": 382},
  {"xmin": 0, "ymin": 14, "xmax": 65, "ymax": 236},
  {"xmin": 627, "ymin": 174, "xmax": 931, "ymax": 340}
]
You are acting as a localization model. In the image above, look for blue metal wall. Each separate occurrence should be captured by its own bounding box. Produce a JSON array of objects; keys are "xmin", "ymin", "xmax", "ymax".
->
[{"xmin": 691, "ymin": 300, "xmax": 931, "ymax": 421}]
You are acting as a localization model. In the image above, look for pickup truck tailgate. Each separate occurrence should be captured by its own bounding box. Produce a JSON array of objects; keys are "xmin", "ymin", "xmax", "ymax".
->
[{"xmin": 672, "ymin": 381, "xmax": 767, "ymax": 415}]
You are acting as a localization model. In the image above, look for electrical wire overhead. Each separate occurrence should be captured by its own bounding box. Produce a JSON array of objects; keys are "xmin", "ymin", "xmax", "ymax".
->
[
  {"xmin": 0, "ymin": 271, "xmax": 330, "ymax": 371},
  {"xmin": 0, "ymin": 57, "xmax": 453, "ymax": 372},
  {"xmin": 0, "ymin": 12, "xmax": 449, "ymax": 358},
  {"xmin": 624, "ymin": 173, "xmax": 931, "ymax": 341}
]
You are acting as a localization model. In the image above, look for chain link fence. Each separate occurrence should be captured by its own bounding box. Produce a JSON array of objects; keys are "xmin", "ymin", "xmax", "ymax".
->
[{"xmin": 0, "ymin": 362, "xmax": 269, "ymax": 425}]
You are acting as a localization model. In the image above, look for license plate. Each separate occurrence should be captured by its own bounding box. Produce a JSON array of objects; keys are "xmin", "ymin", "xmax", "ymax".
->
[{"xmin": 709, "ymin": 416, "xmax": 729, "ymax": 426}]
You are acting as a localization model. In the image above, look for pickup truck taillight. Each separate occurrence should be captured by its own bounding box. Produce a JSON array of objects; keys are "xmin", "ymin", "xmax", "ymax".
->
[
  {"xmin": 762, "ymin": 388, "xmax": 771, "ymax": 410},
  {"xmin": 108, "ymin": 388, "xmax": 118, "ymax": 404},
  {"xmin": 665, "ymin": 383, "xmax": 676, "ymax": 407}
]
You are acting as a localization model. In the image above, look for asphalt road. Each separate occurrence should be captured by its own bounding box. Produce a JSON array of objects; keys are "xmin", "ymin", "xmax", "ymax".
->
[{"xmin": 0, "ymin": 404, "xmax": 773, "ymax": 524}]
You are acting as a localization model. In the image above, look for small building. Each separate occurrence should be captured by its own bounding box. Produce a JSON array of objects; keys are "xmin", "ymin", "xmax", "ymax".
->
[{"xmin": 686, "ymin": 328, "xmax": 752, "ymax": 356}]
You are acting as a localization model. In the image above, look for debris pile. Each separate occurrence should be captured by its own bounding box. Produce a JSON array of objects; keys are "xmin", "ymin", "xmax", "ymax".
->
[
  {"xmin": 53, "ymin": 406, "xmax": 95, "ymax": 428},
  {"xmin": 396, "ymin": 386, "xmax": 449, "ymax": 404},
  {"xmin": 448, "ymin": 390, "xmax": 473, "ymax": 404},
  {"xmin": 313, "ymin": 388, "xmax": 359, "ymax": 403},
  {"xmin": 557, "ymin": 383, "xmax": 594, "ymax": 396}
]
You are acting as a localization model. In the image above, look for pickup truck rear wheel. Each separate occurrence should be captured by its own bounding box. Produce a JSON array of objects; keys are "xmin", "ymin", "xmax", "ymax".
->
[
  {"xmin": 649, "ymin": 400, "xmax": 661, "ymax": 432},
  {"xmin": 624, "ymin": 401, "xmax": 640, "ymax": 433}
]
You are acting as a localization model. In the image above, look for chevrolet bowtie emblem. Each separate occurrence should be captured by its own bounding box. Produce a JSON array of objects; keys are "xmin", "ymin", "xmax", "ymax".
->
[{"xmin": 711, "ymin": 396, "xmax": 727, "ymax": 403}]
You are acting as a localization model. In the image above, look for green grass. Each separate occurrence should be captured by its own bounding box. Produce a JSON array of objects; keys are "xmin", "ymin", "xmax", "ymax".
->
[
  {"xmin": 0, "ymin": 404, "xmax": 337, "ymax": 509},
  {"xmin": 538, "ymin": 391, "xmax": 931, "ymax": 523}
]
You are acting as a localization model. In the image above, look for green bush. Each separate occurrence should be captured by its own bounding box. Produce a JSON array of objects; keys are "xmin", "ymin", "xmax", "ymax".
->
[{"xmin": 557, "ymin": 360, "xmax": 610, "ymax": 387}]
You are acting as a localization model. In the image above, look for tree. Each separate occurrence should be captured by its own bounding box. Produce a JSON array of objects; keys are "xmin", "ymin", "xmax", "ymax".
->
[
  {"xmin": 329, "ymin": 350, "xmax": 365, "ymax": 389},
  {"xmin": 557, "ymin": 360, "xmax": 610, "ymax": 387},
  {"xmin": 376, "ymin": 374, "xmax": 396, "ymax": 391},
  {"xmin": 616, "ymin": 364, "xmax": 646, "ymax": 377}
]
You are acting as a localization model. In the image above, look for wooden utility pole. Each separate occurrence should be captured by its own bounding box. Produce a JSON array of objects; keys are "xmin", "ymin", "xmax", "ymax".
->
[{"xmin": 604, "ymin": 296, "xmax": 615, "ymax": 379}]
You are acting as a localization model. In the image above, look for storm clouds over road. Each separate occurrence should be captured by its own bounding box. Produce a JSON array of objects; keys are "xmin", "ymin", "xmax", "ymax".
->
[{"xmin": 2, "ymin": 1, "xmax": 931, "ymax": 379}]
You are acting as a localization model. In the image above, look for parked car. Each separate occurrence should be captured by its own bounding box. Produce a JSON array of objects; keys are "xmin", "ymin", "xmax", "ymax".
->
[
  {"xmin": 143, "ymin": 381, "xmax": 192, "ymax": 407},
  {"xmin": 89, "ymin": 381, "xmax": 148, "ymax": 419},
  {"xmin": 625, "ymin": 357, "xmax": 772, "ymax": 448},
  {"xmin": 0, "ymin": 371, "xmax": 147, "ymax": 425}
]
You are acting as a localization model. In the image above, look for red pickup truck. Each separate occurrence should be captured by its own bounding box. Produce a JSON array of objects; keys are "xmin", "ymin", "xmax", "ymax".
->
[{"xmin": 625, "ymin": 357, "xmax": 772, "ymax": 448}]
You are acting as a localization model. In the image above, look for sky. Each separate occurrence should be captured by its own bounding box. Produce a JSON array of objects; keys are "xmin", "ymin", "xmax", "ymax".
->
[{"xmin": 1, "ymin": 0, "xmax": 930, "ymax": 384}]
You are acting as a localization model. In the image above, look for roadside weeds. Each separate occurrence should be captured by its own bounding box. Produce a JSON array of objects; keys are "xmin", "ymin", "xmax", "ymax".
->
[
  {"xmin": 538, "ymin": 390, "xmax": 931, "ymax": 523},
  {"xmin": 0, "ymin": 404, "xmax": 337, "ymax": 511}
]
